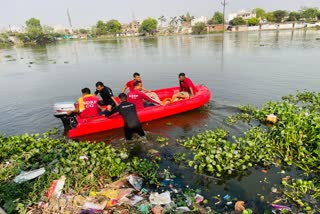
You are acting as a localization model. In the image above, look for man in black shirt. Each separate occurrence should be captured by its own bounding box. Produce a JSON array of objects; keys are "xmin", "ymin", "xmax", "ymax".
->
[
  {"xmin": 102, "ymin": 93, "xmax": 145, "ymax": 140},
  {"xmin": 95, "ymin": 81, "xmax": 118, "ymax": 111}
]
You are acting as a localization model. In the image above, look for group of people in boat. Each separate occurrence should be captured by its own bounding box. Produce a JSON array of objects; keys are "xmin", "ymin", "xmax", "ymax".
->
[{"xmin": 67, "ymin": 72, "xmax": 196, "ymax": 140}]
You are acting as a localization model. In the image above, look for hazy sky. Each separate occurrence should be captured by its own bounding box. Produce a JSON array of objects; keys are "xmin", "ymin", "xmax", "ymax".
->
[{"xmin": 1, "ymin": 0, "xmax": 320, "ymax": 28}]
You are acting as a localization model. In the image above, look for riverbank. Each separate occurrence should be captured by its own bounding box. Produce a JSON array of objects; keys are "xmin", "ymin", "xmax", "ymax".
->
[{"xmin": 1, "ymin": 23, "xmax": 320, "ymax": 48}]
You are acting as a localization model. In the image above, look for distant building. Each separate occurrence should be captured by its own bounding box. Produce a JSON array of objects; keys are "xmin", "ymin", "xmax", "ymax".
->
[
  {"xmin": 207, "ymin": 24, "xmax": 225, "ymax": 32},
  {"xmin": 227, "ymin": 10, "xmax": 256, "ymax": 22},
  {"xmin": 4, "ymin": 25, "xmax": 25, "ymax": 33},
  {"xmin": 122, "ymin": 20, "xmax": 140, "ymax": 36},
  {"xmin": 53, "ymin": 25, "xmax": 69, "ymax": 34},
  {"xmin": 191, "ymin": 16, "xmax": 209, "ymax": 26}
]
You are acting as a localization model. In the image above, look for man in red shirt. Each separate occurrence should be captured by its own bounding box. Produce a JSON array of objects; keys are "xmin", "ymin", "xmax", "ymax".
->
[
  {"xmin": 67, "ymin": 88, "xmax": 103, "ymax": 118},
  {"xmin": 121, "ymin": 72, "xmax": 151, "ymax": 93},
  {"xmin": 172, "ymin": 73, "xmax": 197, "ymax": 101},
  {"xmin": 127, "ymin": 81, "xmax": 161, "ymax": 110}
]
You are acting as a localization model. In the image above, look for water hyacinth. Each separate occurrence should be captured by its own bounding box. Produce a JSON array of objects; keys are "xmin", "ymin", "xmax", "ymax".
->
[{"xmin": 179, "ymin": 91, "xmax": 320, "ymax": 211}]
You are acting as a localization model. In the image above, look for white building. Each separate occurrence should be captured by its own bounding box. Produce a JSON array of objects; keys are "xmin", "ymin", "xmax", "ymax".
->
[
  {"xmin": 227, "ymin": 10, "xmax": 256, "ymax": 22},
  {"xmin": 191, "ymin": 16, "xmax": 208, "ymax": 26}
]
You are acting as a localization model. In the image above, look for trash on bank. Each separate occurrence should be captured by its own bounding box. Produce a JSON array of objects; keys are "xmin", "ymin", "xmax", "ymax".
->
[
  {"xmin": 149, "ymin": 191, "xmax": 171, "ymax": 205},
  {"xmin": 137, "ymin": 204, "xmax": 151, "ymax": 214},
  {"xmin": 151, "ymin": 205, "xmax": 164, "ymax": 214},
  {"xmin": 195, "ymin": 194, "xmax": 204, "ymax": 204},
  {"xmin": 14, "ymin": 167, "xmax": 46, "ymax": 183},
  {"xmin": 82, "ymin": 198, "xmax": 108, "ymax": 210},
  {"xmin": 46, "ymin": 175, "xmax": 66, "ymax": 199},
  {"xmin": 176, "ymin": 206, "xmax": 190, "ymax": 212},
  {"xmin": 0, "ymin": 207, "xmax": 6, "ymax": 214},
  {"xmin": 127, "ymin": 174, "xmax": 143, "ymax": 191}
]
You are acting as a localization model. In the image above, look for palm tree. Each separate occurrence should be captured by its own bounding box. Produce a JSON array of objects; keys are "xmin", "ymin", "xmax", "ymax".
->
[
  {"xmin": 169, "ymin": 16, "xmax": 177, "ymax": 26},
  {"xmin": 158, "ymin": 15, "xmax": 166, "ymax": 27},
  {"xmin": 179, "ymin": 15, "xmax": 185, "ymax": 25}
]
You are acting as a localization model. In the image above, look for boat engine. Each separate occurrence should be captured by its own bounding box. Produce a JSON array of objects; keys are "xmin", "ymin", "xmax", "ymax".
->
[{"xmin": 53, "ymin": 102, "xmax": 78, "ymax": 129}]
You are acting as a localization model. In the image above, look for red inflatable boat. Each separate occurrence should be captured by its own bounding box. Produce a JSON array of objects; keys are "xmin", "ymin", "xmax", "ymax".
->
[{"xmin": 54, "ymin": 85, "xmax": 211, "ymax": 138}]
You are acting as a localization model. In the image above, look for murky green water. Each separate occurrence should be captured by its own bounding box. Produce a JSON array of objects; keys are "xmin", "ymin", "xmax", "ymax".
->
[{"xmin": 1, "ymin": 29, "xmax": 320, "ymax": 211}]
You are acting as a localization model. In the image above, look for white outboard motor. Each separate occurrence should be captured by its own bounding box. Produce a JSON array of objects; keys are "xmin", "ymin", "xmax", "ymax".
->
[{"xmin": 53, "ymin": 102, "xmax": 78, "ymax": 129}]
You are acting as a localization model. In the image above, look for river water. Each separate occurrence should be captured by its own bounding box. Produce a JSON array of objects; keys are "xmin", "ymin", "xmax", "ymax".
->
[{"xmin": 1, "ymin": 29, "xmax": 320, "ymax": 211}]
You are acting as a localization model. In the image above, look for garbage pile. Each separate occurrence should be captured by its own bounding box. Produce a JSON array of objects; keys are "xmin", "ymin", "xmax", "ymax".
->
[{"xmin": 24, "ymin": 173, "xmax": 211, "ymax": 214}]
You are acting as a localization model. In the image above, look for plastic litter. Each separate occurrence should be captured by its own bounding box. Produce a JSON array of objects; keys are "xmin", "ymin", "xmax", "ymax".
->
[
  {"xmin": 271, "ymin": 204, "xmax": 292, "ymax": 212},
  {"xmin": 80, "ymin": 209, "xmax": 103, "ymax": 214},
  {"xmin": 235, "ymin": 201, "xmax": 245, "ymax": 213},
  {"xmin": 149, "ymin": 191, "xmax": 171, "ymax": 205},
  {"xmin": 223, "ymin": 194, "xmax": 231, "ymax": 200},
  {"xmin": 127, "ymin": 174, "xmax": 143, "ymax": 191},
  {"xmin": 46, "ymin": 176, "xmax": 66, "ymax": 199},
  {"xmin": 151, "ymin": 205, "xmax": 164, "ymax": 214},
  {"xmin": 148, "ymin": 149, "xmax": 160, "ymax": 157},
  {"xmin": 195, "ymin": 194, "xmax": 204, "ymax": 204},
  {"xmin": 80, "ymin": 155, "xmax": 89, "ymax": 160},
  {"xmin": 14, "ymin": 167, "xmax": 45, "ymax": 183},
  {"xmin": 82, "ymin": 199, "xmax": 107, "ymax": 210},
  {"xmin": 129, "ymin": 195, "xmax": 144, "ymax": 205},
  {"xmin": 176, "ymin": 207, "xmax": 190, "ymax": 212},
  {"xmin": 266, "ymin": 114, "xmax": 278, "ymax": 124},
  {"xmin": 99, "ymin": 188, "xmax": 133, "ymax": 200},
  {"xmin": 271, "ymin": 187, "xmax": 278, "ymax": 193},
  {"xmin": 137, "ymin": 204, "xmax": 151, "ymax": 214},
  {"xmin": 0, "ymin": 207, "xmax": 6, "ymax": 214}
]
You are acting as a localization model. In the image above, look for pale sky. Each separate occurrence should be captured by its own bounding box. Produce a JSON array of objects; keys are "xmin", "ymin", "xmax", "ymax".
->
[{"xmin": 1, "ymin": 0, "xmax": 320, "ymax": 28}]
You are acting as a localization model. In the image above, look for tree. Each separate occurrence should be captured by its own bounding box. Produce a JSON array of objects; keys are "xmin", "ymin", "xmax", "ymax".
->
[
  {"xmin": 25, "ymin": 17, "xmax": 43, "ymax": 40},
  {"xmin": 139, "ymin": 18, "xmax": 158, "ymax": 35},
  {"xmin": 229, "ymin": 17, "xmax": 246, "ymax": 26},
  {"xmin": 272, "ymin": 10, "xmax": 288, "ymax": 23},
  {"xmin": 158, "ymin": 15, "xmax": 166, "ymax": 27},
  {"xmin": 247, "ymin": 17, "xmax": 259, "ymax": 26},
  {"xmin": 106, "ymin": 19, "xmax": 122, "ymax": 34},
  {"xmin": 207, "ymin": 12, "xmax": 224, "ymax": 25},
  {"xmin": 266, "ymin": 12, "xmax": 276, "ymax": 22},
  {"xmin": 169, "ymin": 17, "xmax": 177, "ymax": 26},
  {"xmin": 192, "ymin": 22, "xmax": 207, "ymax": 34},
  {"xmin": 253, "ymin": 8, "xmax": 266, "ymax": 19},
  {"xmin": 95, "ymin": 20, "xmax": 107, "ymax": 36},
  {"xmin": 180, "ymin": 12, "xmax": 194, "ymax": 25},
  {"xmin": 287, "ymin": 11, "xmax": 301, "ymax": 21},
  {"xmin": 42, "ymin": 25, "xmax": 54, "ymax": 34},
  {"xmin": 79, "ymin": 28, "xmax": 89, "ymax": 34},
  {"xmin": 300, "ymin": 7, "xmax": 319, "ymax": 21}
]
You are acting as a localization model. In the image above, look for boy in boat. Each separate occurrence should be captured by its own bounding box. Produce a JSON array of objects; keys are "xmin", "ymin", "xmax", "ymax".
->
[
  {"xmin": 67, "ymin": 88, "xmax": 104, "ymax": 118},
  {"xmin": 102, "ymin": 93, "xmax": 146, "ymax": 140},
  {"xmin": 127, "ymin": 81, "xmax": 161, "ymax": 110},
  {"xmin": 121, "ymin": 72, "xmax": 151, "ymax": 93},
  {"xmin": 94, "ymin": 81, "xmax": 118, "ymax": 111},
  {"xmin": 172, "ymin": 73, "xmax": 197, "ymax": 102}
]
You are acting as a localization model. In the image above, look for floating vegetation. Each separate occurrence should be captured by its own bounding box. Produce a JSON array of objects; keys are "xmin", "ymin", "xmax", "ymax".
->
[{"xmin": 178, "ymin": 91, "xmax": 320, "ymax": 212}]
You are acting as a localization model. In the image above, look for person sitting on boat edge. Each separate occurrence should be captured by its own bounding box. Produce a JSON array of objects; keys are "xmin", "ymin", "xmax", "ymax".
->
[
  {"xmin": 172, "ymin": 73, "xmax": 197, "ymax": 102},
  {"xmin": 101, "ymin": 93, "xmax": 146, "ymax": 141},
  {"xmin": 67, "ymin": 88, "xmax": 104, "ymax": 118},
  {"xmin": 127, "ymin": 81, "xmax": 162, "ymax": 110},
  {"xmin": 94, "ymin": 81, "xmax": 118, "ymax": 111},
  {"xmin": 121, "ymin": 72, "xmax": 151, "ymax": 93}
]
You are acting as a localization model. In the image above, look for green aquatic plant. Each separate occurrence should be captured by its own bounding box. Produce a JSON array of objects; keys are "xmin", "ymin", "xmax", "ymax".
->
[
  {"xmin": 181, "ymin": 91, "xmax": 320, "ymax": 210},
  {"xmin": 0, "ymin": 131, "xmax": 130, "ymax": 213},
  {"xmin": 281, "ymin": 178, "xmax": 320, "ymax": 212}
]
